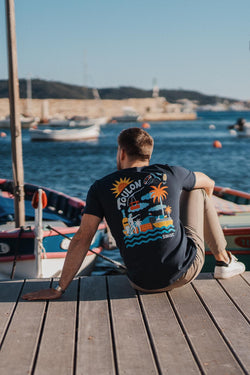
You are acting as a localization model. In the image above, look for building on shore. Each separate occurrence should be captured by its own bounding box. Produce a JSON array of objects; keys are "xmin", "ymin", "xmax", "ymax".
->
[{"xmin": 0, "ymin": 97, "xmax": 197, "ymax": 124}]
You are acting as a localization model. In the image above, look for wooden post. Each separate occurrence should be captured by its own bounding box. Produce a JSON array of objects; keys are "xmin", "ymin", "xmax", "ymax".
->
[{"xmin": 5, "ymin": 0, "xmax": 25, "ymax": 227}]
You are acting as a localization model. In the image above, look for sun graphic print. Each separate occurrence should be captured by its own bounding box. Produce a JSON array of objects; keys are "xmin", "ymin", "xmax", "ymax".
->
[{"xmin": 111, "ymin": 177, "xmax": 134, "ymax": 197}]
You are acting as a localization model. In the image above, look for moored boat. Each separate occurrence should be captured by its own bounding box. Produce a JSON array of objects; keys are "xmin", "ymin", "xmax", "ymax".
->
[
  {"xmin": 0, "ymin": 179, "xmax": 105, "ymax": 279},
  {"xmin": 202, "ymin": 186, "xmax": 250, "ymax": 271},
  {"xmin": 29, "ymin": 123, "xmax": 101, "ymax": 142},
  {"xmin": 48, "ymin": 116, "xmax": 107, "ymax": 127},
  {"xmin": 0, "ymin": 114, "xmax": 37, "ymax": 129},
  {"xmin": 111, "ymin": 106, "xmax": 142, "ymax": 123},
  {"xmin": 228, "ymin": 118, "xmax": 250, "ymax": 137}
]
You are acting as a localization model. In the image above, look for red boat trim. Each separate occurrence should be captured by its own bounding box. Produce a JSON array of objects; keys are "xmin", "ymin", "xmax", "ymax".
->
[
  {"xmin": 223, "ymin": 227, "xmax": 250, "ymax": 236},
  {"xmin": 43, "ymin": 223, "xmax": 106, "ymax": 237},
  {"xmin": 214, "ymin": 186, "xmax": 250, "ymax": 200},
  {"xmin": 0, "ymin": 246, "xmax": 103, "ymax": 262},
  {"xmin": 0, "ymin": 254, "xmax": 35, "ymax": 262},
  {"xmin": 0, "ymin": 222, "xmax": 106, "ymax": 238},
  {"xmin": 41, "ymin": 246, "xmax": 102, "ymax": 259},
  {"xmin": 0, "ymin": 230, "xmax": 35, "ymax": 238}
]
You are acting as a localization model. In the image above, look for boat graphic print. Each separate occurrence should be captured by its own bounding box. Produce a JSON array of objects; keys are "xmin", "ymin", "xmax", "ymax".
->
[{"xmin": 111, "ymin": 175, "xmax": 176, "ymax": 249}]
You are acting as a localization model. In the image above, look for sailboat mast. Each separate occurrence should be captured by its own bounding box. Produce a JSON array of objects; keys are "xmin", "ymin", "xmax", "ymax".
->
[{"xmin": 5, "ymin": 0, "xmax": 25, "ymax": 227}]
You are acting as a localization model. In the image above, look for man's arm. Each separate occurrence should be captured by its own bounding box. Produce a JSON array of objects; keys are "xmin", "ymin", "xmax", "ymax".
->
[
  {"xmin": 22, "ymin": 214, "xmax": 101, "ymax": 300},
  {"xmin": 193, "ymin": 172, "xmax": 215, "ymax": 198}
]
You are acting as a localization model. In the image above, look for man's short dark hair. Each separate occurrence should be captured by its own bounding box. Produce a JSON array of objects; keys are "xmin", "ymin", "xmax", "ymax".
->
[{"xmin": 118, "ymin": 127, "xmax": 154, "ymax": 161}]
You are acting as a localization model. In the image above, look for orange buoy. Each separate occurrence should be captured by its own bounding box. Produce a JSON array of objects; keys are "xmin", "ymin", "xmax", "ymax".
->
[
  {"xmin": 213, "ymin": 140, "xmax": 222, "ymax": 148},
  {"xmin": 0, "ymin": 132, "xmax": 7, "ymax": 137},
  {"xmin": 32, "ymin": 190, "xmax": 48, "ymax": 209},
  {"xmin": 141, "ymin": 122, "xmax": 150, "ymax": 129}
]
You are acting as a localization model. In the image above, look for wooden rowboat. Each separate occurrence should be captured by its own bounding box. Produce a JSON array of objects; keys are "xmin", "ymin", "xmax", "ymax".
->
[
  {"xmin": 0, "ymin": 179, "xmax": 105, "ymax": 280},
  {"xmin": 203, "ymin": 186, "xmax": 250, "ymax": 271}
]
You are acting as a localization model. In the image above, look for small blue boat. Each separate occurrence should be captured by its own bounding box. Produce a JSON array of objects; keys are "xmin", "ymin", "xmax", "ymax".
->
[{"xmin": 0, "ymin": 179, "xmax": 105, "ymax": 280}]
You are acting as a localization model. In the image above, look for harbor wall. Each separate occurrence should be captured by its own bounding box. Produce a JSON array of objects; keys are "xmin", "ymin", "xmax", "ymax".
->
[{"xmin": 0, "ymin": 97, "xmax": 197, "ymax": 122}]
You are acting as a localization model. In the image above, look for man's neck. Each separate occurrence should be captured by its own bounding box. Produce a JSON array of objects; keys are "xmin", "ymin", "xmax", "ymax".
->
[{"xmin": 122, "ymin": 160, "xmax": 150, "ymax": 169}]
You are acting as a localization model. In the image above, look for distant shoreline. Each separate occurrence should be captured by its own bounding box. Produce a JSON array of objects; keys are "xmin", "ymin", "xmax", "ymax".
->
[{"xmin": 0, "ymin": 97, "xmax": 197, "ymax": 122}]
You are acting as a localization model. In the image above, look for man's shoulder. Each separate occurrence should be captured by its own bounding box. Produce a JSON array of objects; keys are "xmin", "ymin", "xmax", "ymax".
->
[{"xmin": 93, "ymin": 170, "xmax": 122, "ymax": 187}]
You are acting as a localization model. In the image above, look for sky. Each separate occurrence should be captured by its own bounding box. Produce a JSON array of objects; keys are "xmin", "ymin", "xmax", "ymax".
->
[{"xmin": 1, "ymin": 0, "xmax": 250, "ymax": 100}]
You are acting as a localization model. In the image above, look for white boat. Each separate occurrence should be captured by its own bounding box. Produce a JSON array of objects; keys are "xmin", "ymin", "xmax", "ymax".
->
[
  {"xmin": 111, "ymin": 106, "xmax": 142, "ymax": 123},
  {"xmin": 235, "ymin": 123, "xmax": 250, "ymax": 137},
  {"xmin": 48, "ymin": 116, "xmax": 107, "ymax": 127},
  {"xmin": 228, "ymin": 118, "xmax": 250, "ymax": 137},
  {"xmin": 29, "ymin": 123, "xmax": 101, "ymax": 142},
  {"xmin": 0, "ymin": 114, "xmax": 37, "ymax": 128}
]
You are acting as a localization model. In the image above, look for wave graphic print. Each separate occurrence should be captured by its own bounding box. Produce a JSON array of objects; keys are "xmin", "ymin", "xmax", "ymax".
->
[{"xmin": 124, "ymin": 226, "xmax": 175, "ymax": 248}]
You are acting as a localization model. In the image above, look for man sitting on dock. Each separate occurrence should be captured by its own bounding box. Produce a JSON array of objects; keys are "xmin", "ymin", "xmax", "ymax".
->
[{"xmin": 23, "ymin": 127, "xmax": 245, "ymax": 300}]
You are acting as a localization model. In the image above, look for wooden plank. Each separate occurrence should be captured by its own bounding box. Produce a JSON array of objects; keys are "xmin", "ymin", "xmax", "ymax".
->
[
  {"xmin": 242, "ymin": 272, "xmax": 250, "ymax": 284},
  {"xmin": 196, "ymin": 273, "xmax": 213, "ymax": 280},
  {"xmin": 139, "ymin": 291, "xmax": 200, "ymax": 374},
  {"xmin": 193, "ymin": 278, "xmax": 250, "ymax": 373},
  {"xmin": 218, "ymin": 276, "xmax": 250, "ymax": 321},
  {"xmin": 108, "ymin": 275, "xmax": 157, "ymax": 375},
  {"xmin": 34, "ymin": 279, "xmax": 78, "ymax": 375},
  {"xmin": 0, "ymin": 279, "xmax": 50, "ymax": 375},
  {"xmin": 76, "ymin": 276, "xmax": 115, "ymax": 375},
  {"xmin": 169, "ymin": 283, "xmax": 244, "ymax": 374},
  {"xmin": 0, "ymin": 279, "xmax": 24, "ymax": 345}
]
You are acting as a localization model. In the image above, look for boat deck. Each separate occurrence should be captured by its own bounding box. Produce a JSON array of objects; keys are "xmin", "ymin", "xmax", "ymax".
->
[{"xmin": 0, "ymin": 273, "xmax": 249, "ymax": 375}]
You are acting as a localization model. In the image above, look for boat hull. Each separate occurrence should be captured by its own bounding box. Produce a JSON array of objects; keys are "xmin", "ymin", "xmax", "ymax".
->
[
  {"xmin": 29, "ymin": 124, "xmax": 100, "ymax": 141},
  {"xmin": 203, "ymin": 186, "xmax": 250, "ymax": 271},
  {"xmin": 0, "ymin": 178, "xmax": 106, "ymax": 280},
  {"xmin": 0, "ymin": 226, "xmax": 104, "ymax": 280}
]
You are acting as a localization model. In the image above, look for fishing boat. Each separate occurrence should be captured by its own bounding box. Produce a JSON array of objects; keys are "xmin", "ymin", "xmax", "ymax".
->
[
  {"xmin": 29, "ymin": 122, "xmax": 101, "ymax": 142},
  {"xmin": 48, "ymin": 116, "xmax": 107, "ymax": 127},
  {"xmin": 0, "ymin": 179, "xmax": 105, "ymax": 279},
  {"xmin": 202, "ymin": 186, "xmax": 250, "ymax": 271},
  {"xmin": 0, "ymin": 114, "xmax": 37, "ymax": 129},
  {"xmin": 228, "ymin": 118, "xmax": 250, "ymax": 137},
  {"xmin": 111, "ymin": 106, "xmax": 142, "ymax": 123}
]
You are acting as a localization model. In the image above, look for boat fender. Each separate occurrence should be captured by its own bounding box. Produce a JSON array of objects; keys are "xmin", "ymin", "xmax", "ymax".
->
[{"xmin": 32, "ymin": 189, "xmax": 48, "ymax": 209}]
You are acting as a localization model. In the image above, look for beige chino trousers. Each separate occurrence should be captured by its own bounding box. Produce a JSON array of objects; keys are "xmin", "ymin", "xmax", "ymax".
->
[{"xmin": 129, "ymin": 189, "xmax": 227, "ymax": 293}]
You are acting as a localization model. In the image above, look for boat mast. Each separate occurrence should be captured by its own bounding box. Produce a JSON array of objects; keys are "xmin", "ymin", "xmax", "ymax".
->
[{"xmin": 5, "ymin": 0, "xmax": 25, "ymax": 227}]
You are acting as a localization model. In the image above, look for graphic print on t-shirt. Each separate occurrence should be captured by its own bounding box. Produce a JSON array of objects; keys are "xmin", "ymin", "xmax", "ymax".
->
[{"xmin": 111, "ymin": 172, "xmax": 175, "ymax": 248}]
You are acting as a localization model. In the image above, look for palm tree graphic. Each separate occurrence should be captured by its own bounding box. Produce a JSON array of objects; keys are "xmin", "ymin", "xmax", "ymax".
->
[
  {"xmin": 150, "ymin": 183, "xmax": 168, "ymax": 216},
  {"xmin": 165, "ymin": 205, "xmax": 172, "ymax": 218}
]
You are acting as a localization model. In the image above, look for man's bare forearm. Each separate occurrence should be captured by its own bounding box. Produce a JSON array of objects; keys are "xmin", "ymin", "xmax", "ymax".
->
[
  {"xmin": 58, "ymin": 213, "xmax": 101, "ymax": 291},
  {"xmin": 58, "ymin": 235, "xmax": 89, "ymax": 290}
]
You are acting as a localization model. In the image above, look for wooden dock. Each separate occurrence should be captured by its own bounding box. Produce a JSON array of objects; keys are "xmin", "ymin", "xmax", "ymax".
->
[{"xmin": 0, "ymin": 273, "xmax": 249, "ymax": 375}]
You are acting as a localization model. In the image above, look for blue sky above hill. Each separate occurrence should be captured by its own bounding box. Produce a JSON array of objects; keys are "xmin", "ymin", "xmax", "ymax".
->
[{"xmin": 0, "ymin": 0, "xmax": 250, "ymax": 100}]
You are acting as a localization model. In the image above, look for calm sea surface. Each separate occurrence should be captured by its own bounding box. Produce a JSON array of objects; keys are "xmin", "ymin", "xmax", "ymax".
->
[
  {"xmin": 1, "ymin": 110, "xmax": 250, "ymax": 274},
  {"xmin": 1, "ymin": 111, "xmax": 250, "ymax": 198}
]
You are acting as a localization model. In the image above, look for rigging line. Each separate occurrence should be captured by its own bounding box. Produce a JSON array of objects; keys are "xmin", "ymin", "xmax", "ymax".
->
[{"xmin": 46, "ymin": 225, "xmax": 127, "ymax": 271}]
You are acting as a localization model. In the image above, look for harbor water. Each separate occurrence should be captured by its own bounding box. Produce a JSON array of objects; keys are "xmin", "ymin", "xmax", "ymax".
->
[{"xmin": 1, "ymin": 111, "xmax": 250, "ymax": 274}]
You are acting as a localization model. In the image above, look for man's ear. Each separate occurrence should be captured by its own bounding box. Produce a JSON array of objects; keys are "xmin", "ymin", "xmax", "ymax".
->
[{"xmin": 120, "ymin": 148, "xmax": 126, "ymax": 160}]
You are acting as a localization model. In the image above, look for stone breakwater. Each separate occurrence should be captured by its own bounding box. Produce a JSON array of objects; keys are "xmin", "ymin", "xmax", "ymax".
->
[{"xmin": 0, "ymin": 97, "xmax": 197, "ymax": 122}]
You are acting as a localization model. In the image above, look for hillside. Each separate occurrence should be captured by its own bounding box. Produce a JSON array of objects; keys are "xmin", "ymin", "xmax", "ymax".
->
[{"xmin": 0, "ymin": 79, "xmax": 239, "ymax": 105}]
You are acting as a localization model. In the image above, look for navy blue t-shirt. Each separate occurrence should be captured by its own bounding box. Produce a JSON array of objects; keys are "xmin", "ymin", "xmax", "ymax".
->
[{"xmin": 85, "ymin": 164, "xmax": 197, "ymax": 289}]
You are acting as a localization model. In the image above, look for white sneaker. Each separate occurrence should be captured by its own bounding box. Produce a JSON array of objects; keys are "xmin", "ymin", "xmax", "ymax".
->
[{"xmin": 214, "ymin": 252, "xmax": 245, "ymax": 279}]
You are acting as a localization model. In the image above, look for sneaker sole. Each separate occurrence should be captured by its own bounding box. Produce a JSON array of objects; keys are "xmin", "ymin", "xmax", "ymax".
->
[{"xmin": 214, "ymin": 266, "xmax": 245, "ymax": 279}]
